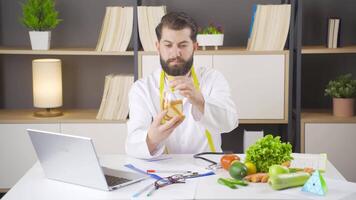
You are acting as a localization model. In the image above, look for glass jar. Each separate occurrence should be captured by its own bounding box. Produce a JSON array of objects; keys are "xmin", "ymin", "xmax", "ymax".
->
[{"xmin": 162, "ymin": 88, "xmax": 184, "ymax": 123}]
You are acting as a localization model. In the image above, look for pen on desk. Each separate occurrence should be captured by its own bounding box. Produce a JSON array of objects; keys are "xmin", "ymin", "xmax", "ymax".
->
[
  {"xmin": 146, "ymin": 185, "xmax": 157, "ymax": 197},
  {"xmin": 132, "ymin": 183, "xmax": 154, "ymax": 198},
  {"xmin": 147, "ymin": 170, "xmax": 192, "ymax": 173}
]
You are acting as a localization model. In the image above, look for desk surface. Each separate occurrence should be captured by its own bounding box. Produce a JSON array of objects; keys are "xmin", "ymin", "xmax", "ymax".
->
[{"xmin": 3, "ymin": 154, "xmax": 356, "ymax": 200}]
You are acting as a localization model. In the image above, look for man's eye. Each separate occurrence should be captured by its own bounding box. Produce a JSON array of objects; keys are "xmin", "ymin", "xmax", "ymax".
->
[
  {"xmin": 179, "ymin": 45, "xmax": 187, "ymax": 48},
  {"xmin": 164, "ymin": 44, "xmax": 172, "ymax": 48}
]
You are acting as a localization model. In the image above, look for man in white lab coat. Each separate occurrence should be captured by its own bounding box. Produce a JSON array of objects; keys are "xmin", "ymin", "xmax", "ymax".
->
[{"xmin": 125, "ymin": 12, "xmax": 238, "ymax": 158}]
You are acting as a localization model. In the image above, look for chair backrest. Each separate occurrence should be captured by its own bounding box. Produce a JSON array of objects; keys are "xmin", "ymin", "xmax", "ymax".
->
[{"xmin": 243, "ymin": 130, "xmax": 264, "ymax": 153}]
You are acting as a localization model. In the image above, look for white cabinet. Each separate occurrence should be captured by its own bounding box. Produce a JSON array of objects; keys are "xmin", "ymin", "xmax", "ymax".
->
[
  {"xmin": 213, "ymin": 54, "xmax": 287, "ymax": 120},
  {"xmin": 140, "ymin": 55, "xmax": 213, "ymax": 78},
  {"xmin": 0, "ymin": 124, "xmax": 60, "ymax": 189},
  {"xmin": 60, "ymin": 123, "xmax": 127, "ymax": 155},
  {"xmin": 304, "ymin": 123, "xmax": 356, "ymax": 182}
]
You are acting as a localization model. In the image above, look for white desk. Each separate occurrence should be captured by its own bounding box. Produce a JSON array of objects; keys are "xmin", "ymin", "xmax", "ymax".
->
[{"xmin": 3, "ymin": 154, "xmax": 356, "ymax": 200}]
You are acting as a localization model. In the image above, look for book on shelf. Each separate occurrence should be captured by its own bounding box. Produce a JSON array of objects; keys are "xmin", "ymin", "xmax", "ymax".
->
[
  {"xmin": 327, "ymin": 18, "xmax": 341, "ymax": 48},
  {"xmin": 96, "ymin": 6, "xmax": 134, "ymax": 52},
  {"xmin": 97, "ymin": 74, "xmax": 134, "ymax": 120},
  {"xmin": 138, "ymin": 6, "xmax": 167, "ymax": 51},
  {"xmin": 247, "ymin": 4, "xmax": 291, "ymax": 51}
]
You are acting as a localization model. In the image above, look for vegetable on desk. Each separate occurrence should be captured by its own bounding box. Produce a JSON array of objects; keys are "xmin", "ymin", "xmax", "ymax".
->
[
  {"xmin": 269, "ymin": 172, "xmax": 310, "ymax": 190},
  {"xmin": 217, "ymin": 177, "xmax": 248, "ymax": 189},
  {"xmin": 244, "ymin": 173, "xmax": 269, "ymax": 183},
  {"xmin": 225, "ymin": 178, "xmax": 248, "ymax": 186},
  {"xmin": 245, "ymin": 134, "xmax": 293, "ymax": 173},
  {"xmin": 220, "ymin": 154, "xmax": 240, "ymax": 170},
  {"xmin": 229, "ymin": 161, "xmax": 248, "ymax": 180},
  {"xmin": 217, "ymin": 178, "xmax": 237, "ymax": 189},
  {"xmin": 268, "ymin": 165, "xmax": 289, "ymax": 177}
]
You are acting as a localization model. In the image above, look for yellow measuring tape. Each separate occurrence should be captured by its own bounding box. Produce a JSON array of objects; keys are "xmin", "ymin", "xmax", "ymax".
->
[{"xmin": 159, "ymin": 66, "xmax": 216, "ymax": 153}]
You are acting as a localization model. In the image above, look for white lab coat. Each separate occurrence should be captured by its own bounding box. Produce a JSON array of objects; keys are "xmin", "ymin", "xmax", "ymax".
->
[{"xmin": 125, "ymin": 67, "xmax": 238, "ymax": 158}]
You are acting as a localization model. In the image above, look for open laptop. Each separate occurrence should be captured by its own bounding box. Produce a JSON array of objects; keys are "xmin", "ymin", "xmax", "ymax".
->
[{"xmin": 27, "ymin": 129, "xmax": 148, "ymax": 191}]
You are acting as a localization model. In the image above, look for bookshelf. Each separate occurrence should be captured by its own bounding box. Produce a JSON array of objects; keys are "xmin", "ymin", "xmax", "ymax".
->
[
  {"xmin": 296, "ymin": 0, "xmax": 356, "ymax": 181},
  {"xmin": 139, "ymin": 47, "xmax": 289, "ymax": 55},
  {"xmin": 302, "ymin": 45, "xmax": 356, "ymax": 54},
  {"xmin": 0, "ymin": 109, "xmax": 127, "ymax": 124},
  {"xmin": 0, "ymin": 0, "xmax": 296, "ymax": 124},
  {"xmin": 0, "ymin": 47, "xmax": 134, "ymax": 56}
]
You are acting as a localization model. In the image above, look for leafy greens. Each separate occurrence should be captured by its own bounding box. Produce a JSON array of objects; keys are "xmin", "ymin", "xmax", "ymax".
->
[{"xmin": 245, "ymin": 134, "xmax": 293, "ymax": 173}]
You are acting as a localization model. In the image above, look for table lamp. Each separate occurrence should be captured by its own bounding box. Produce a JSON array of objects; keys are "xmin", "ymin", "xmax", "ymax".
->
[{"xmin": 32, "ymin": 59, "xmax": 63, "ymax": 117}]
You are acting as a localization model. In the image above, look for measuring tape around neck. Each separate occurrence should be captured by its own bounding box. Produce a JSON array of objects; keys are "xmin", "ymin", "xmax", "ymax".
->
[{"xmin": 159, "ymin": 66, "xmax": 216, "ymax": 153}]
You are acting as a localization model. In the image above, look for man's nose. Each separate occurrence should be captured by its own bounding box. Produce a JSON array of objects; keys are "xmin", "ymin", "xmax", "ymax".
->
[{"xmin": 170, "ymin": 46, "xmax": 182, "ymax": 57}]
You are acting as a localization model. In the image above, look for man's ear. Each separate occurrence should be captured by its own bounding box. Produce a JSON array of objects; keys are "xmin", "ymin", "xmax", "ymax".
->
[
  {"xmin": 155, "ymin": 41, "xmax": 160, "ymax": 52},
  {"xmin": 193, "ymin": 42, "xmax": 198, "ymax": 51}
]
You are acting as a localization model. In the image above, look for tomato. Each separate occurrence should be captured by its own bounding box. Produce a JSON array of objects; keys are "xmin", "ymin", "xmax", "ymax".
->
[{"xmin": 220, "ymin": 154, "xmax": 240, "ymax": 170}]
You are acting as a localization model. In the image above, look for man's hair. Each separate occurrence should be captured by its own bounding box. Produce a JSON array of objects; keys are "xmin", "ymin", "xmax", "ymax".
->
[{"xmin": 155, "ymin": 12, "xmax": 198, "ymax": 42}]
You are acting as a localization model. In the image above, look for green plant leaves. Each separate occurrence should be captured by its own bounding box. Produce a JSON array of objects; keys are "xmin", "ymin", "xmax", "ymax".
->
[
  {"xmin": 245, "ymin": 134, "xmax": 293, "ymax": 173},
  {"xmin": 21, "ymin": 0, "xmax": 62, "ymax": 31},
  {"xmin": 324, "ymin": 73, "xmax": 356, "ymax": 98},
  {"xmin": 198, "ymin": 23, "xmax": 223, "ymax": 34}
]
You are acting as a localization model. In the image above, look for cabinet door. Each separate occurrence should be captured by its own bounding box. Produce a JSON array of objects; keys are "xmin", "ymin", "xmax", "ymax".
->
[
  {"xmin": 213, "ymin": 55, "xmax": 286, "ymax": 119},
  {"xmin": 60, "ymin": 123, "xmax": 127, "ymax": 155},
  {"xmin": 0, "ymin": 124, "xmax": 60, "ymax": 189},
  {"xmin": 140, "ymin": 55, "xmax": 213, "ymax": 78},
  {"xmin": 305, "ymin": 123, "xmax": 356, "ymax": 182}
]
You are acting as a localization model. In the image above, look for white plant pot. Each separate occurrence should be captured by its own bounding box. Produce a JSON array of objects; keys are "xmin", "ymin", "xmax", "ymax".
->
[
  {"xmin": 197, "ymin": 34, "xmax": 224, "ymax": 50},
  {"xmin": 29, "ymin": 31, "xmax": 51, "ymax": 50}
]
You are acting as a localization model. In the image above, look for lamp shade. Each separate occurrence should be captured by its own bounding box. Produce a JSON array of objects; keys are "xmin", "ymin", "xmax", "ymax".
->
[{"xmin": 32, "ymin": 59, "xmax": 63, "ymax": 108}]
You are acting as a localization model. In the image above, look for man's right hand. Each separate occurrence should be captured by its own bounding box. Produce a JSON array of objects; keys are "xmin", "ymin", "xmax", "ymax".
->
[{"xmin": 146, "ymin": 110, "xmax": 184, "ymax": 154}]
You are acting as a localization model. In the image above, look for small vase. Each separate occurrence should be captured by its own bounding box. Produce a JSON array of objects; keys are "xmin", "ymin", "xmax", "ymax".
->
[
  {"xmin": 29, "ymin": 31, "xmax": 51, "ymax": 50},
  {"xmin": 333, "ymin": 98, "xmax": 354, "ymax": 117}
]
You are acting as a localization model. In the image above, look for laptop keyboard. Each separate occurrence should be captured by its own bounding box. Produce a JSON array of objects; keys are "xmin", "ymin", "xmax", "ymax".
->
[{"xmin": 104, "ymin": 175, "xmax": 131, "ymax": 187}]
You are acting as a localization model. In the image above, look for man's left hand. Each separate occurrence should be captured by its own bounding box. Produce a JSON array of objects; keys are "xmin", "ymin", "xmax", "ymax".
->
[{"xmin": 169, "ymin": 76, "xmax": 205, "ymax": 113}]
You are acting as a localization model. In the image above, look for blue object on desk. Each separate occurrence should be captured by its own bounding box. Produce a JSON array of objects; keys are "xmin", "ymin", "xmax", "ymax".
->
[
  {"xmin": 124, "ymin": 164, "xmax": 163, "ymax": 180},
  {"xmin": 185, "ymin": 171, "xmax": 215, "ymax": 179},
  {"xmin": 302, "ymin": 170, "xmax": 328, "ymax": 196}
]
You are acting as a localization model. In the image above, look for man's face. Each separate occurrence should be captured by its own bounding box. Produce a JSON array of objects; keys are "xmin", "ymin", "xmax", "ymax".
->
[{"xmin": 156, "ymin": 27, "xmax": 198, "ymax": 76}]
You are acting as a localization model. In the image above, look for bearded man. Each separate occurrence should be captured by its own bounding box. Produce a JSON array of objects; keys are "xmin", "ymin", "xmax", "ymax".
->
[{"xmin": 125, "ymin": 12, "xmax": 238, "ymax": 158}]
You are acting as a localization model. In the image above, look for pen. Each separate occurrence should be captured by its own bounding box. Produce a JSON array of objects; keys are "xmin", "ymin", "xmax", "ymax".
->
[
  {"xmin": 146, "ymin": 185, "xmax": 157, "ymax": 197},
  {"xmin": 147, "ymin": 170, "xmax": 192, "ymax": 173},
  {"xmin": 132, "ymin": 183, "xmax": 154, "ymax": 198}
]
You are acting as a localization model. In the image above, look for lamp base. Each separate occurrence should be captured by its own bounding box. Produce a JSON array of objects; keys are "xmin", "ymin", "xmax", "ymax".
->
[{"xmin": 34, "ymin": 108, "xmax": 63, "ymax": 117}]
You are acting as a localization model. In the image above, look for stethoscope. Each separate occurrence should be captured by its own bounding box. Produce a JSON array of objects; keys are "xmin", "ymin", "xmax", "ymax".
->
[{"xmin": 193, "ymin": 151, "xmax": 233, "ymax": 170}]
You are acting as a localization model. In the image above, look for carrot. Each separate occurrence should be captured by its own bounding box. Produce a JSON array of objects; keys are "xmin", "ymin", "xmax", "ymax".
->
[{"xmin": 244, "ymin": 173, "xmax": 269, "ymax": 183}]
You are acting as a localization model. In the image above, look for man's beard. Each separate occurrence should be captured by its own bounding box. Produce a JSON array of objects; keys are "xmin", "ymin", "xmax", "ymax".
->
[{"xmin": 160, "ymin": 55, "xmax": 194, "ymax": 76}]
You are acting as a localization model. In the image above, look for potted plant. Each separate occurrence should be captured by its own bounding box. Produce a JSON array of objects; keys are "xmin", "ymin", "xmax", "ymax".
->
[
  {"xmin": 197, "ymin": 22, "xmax": 224, "ymax": 50},
  {"xmin": 325, "ymin": 73, "xmax": 356, "ymax": 117},
  {"xmin": 21, "ymin": 0, "xmax": 62, "ymax": 50}
]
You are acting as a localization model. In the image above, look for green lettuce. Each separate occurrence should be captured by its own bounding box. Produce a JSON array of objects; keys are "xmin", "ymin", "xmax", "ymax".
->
[{"xmin": 245, "ymin": 134, "xmax": 293, "ymax": 173}]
